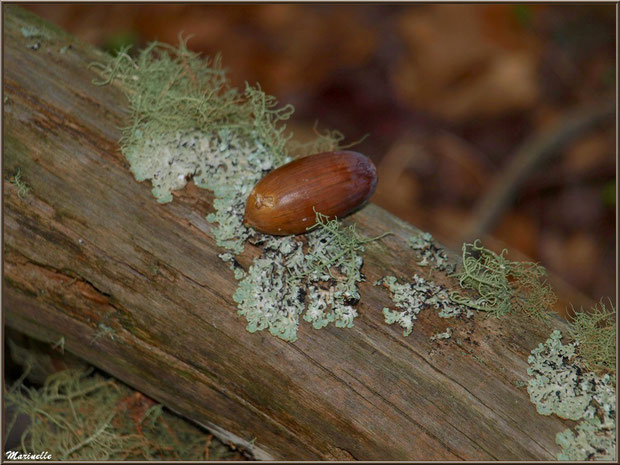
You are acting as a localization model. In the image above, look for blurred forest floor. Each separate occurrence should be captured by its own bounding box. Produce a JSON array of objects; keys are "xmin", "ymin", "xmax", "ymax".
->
[{"xmin": 24, "ymin": 3, "xmax": 616, "ymax": 315}]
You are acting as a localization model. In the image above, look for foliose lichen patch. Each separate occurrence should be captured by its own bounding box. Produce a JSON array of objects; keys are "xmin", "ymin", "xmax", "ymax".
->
[
  {"xmin": 374, "ymin": 231, "xmax": 469, "ymax": 338},
  {"xmin": 527, "ymin": 330, "xmax": 616, "ymax": 461},
  {"xmin": 430, "ymin": 327, "xmax": 452, "ymax": 341},
  {"xmin": 375, "ymin": 274, "xmax": 468, "ymax": 337},
  {"xmin": 126, "ymin": 128, "xmax": 275, "ymax": 254},
  {"xmin": 556, "ymin": 414, "xmax": 616, "ymax": 461},
  {"xmin": 408, "ymin": 231, "xmax": 455, "ymax": 274},
  {"xmin": 91, "ymin": 40, "xmax": 379, "ymax": 342},
  {"xmin": 233, "ymin": 213, "xmax": 375, "ymax": 341}
]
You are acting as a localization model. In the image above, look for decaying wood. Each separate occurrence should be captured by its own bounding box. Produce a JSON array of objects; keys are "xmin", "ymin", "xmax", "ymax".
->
[{"xmin": 4, "ymin": 6, "xmax": 577, "ymax": 460}]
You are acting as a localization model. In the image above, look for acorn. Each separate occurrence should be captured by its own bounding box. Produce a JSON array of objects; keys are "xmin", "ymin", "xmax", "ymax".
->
[{"xmin": 244, "ymin": 150, "xmax": 377, "ymax": 235}]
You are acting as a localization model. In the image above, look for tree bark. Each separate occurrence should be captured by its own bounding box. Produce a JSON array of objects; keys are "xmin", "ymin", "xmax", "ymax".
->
[{"xmin": 3, "ymin": 6, "xmax": 576, "ymax": 460}]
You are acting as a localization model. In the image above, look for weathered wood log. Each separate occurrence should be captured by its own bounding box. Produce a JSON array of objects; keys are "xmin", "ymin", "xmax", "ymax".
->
[{"xmin": 4, "ymin": 6, "xmax": 577, "ymax": 460}]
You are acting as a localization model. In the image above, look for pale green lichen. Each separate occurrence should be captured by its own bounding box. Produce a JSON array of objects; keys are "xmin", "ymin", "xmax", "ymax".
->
[
  {"xmin": 430, "ymin": 327, "xmax": 452, "ymax": 341},
  {"xmin": 233, "ymin": 235, "xmax": 306, "ymax": 341},
  {"xmin": 9, "ymin": 168, "xmax": 31, "ymax": 199},
  {"xmin": 51, "ymin": 336, "xmax": 65, "ymax": 354},
  {"xmin": 21, "ymin": 26, "xmax": 46, "ymax": 38},
  {"xmin": 408, "ymin": 231, "xmax": 455, "ymax": 274},
  {"xmin": 375, "ymin": 274, "xmax": 467, "ymax": 337},
  {"xmin": 137, "ymin": 127, "xmax": 274, "ymax": 253},
  {"xmin": 234, "ymin": 212, "xmax": 380, "ymax": 341},
  {"xmin": 527, "ymin": 330, "xmax": 616, "ymax": 461},
  {"xmin": 4, "ymin": 369, "xmax": 240, "ymax": 460},
  {"xmin": 527, "ymin": 330, "xmax": 594, "ymax": 420},
  {"xmin": 91, "ymin": 40, "xmax": 294, "ymax": 253},
  {"xmin": 91, "ymin": 39, "xmax": 293, "ymax": 169},
  {"xmin": 569, "ymin": 300, "xmax": 616, "ymax": 377},
  {"xmin": 451, "ymin": 240, "xmax": 556, "ymax": 320},
  {"xmin": 92, "ymin": 39, "xmax": 381, "ymax": 342},
  {"xmin": 556, "ymin": 415, "xmax": 616, "ymax": 461},
  {"xmin": 21, "ymin": 25, "xmax": 45, "ymax": 51},
  {"xmin": 90, "ymin": 324, "xmax": 115, "ymax": 344}
]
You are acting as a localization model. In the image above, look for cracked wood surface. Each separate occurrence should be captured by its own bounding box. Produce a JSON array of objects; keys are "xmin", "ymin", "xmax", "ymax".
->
[{"xmin": 3, "ymin": 6, "xmax": 575, "ymax": 460}]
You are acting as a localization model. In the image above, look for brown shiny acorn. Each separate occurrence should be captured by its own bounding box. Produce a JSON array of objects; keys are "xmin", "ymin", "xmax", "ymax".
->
[{"xmin": 244, "ymin": 150, "xmax": 377, "ymax": 235}]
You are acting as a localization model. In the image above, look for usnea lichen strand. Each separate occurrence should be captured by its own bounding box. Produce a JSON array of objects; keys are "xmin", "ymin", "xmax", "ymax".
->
[
  {"xmin": 91, "ymin": 39, "xmax": 296, "ymax": 254},
  {"xmin": 450, "ymin": 240, "xmax": 556, "ymax": 320},
  {"xmin": 569, "ymin": 299, "xmax": 616, "ymax": 378},
  {"xmin": 5, "ymin": 369, "xmax": 238, "ymax": 460},
  {"xmin": 10, "ymin": 168, "xmax": 31, "ymax": 199},
  {"xmin": 91, "ymin": 39, "xmax": 294, "ymax": 169}
]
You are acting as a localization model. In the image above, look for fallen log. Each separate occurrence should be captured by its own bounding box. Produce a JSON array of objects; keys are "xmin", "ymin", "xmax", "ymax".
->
[{"xmin": 3, "ymin": 6, "xmax": 576, "ymax": 460}]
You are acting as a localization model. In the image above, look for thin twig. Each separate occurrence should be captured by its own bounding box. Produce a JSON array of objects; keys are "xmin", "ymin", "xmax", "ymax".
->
[{"xmin": 463, "ymin": 98, "xmax": 614, "ymax": 241}]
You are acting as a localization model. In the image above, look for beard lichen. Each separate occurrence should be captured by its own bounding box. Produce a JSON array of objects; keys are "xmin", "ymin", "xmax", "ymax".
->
[
  {"xmin": 4, "ymin": 368, "xmax": 242, "ymax": 460},
  {"xmin": 9, "ymin": 167, "xmax": 31, "ymax": 199},
  {"xmin": 526, "ymin": 330, "xmax": 616, "ymax": 461},
  {"xmin": 91, "ymin": 39, "xmax": 382, "ymax": 342},
  {"xmin": 569, "ymin": 299, "xmax": 616, "ymax": 378},
  {"xmin": 90, "ymin": 39, "xmax": 294, "ymax": 170},
  {"xmin": 450, "ymin": 240, "xmax": 556, "ymax": 320}
]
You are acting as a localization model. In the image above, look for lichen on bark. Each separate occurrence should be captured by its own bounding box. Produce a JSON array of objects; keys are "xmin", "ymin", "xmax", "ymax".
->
[{"xmin": 91, "ymin": 39, "xmax": 380, "ymax": 342}]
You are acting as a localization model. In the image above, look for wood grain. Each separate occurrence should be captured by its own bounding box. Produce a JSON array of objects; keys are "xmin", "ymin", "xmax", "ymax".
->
[{"xmin": 3, "ymin": 6, "xmax": 575, "ymax": 460}]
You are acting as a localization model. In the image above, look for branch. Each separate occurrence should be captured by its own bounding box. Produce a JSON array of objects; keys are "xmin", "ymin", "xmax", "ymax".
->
[{"xmin": 463, "ymin": 99, "xmax": 615, "ymax": 241}]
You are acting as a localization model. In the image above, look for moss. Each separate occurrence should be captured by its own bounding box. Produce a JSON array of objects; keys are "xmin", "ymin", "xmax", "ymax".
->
[{"xmin": 450, "ymin": 240, "xmax": 556, "ymax": 320}]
